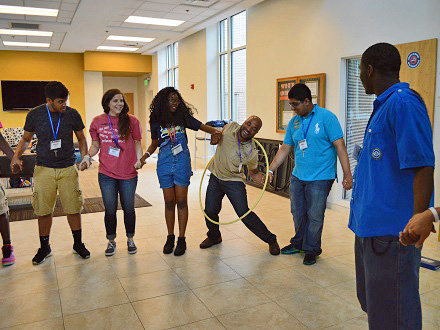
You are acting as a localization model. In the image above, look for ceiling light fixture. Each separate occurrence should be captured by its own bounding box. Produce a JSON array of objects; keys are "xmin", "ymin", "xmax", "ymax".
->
[
  {"xmin": 3, "ymin": 41, "xmax": 50, "ymax": 47},
  {"xmin": 0, "ymin": 5, "xmax": 58, "ymax": 17},
  {"xmin": 125, "ymin": 16, "xmax": 184, "ymax": 27},
  {"xmin": 97, "ymin": 46, "xmax": 138, "ymax": 52},
  {"xmin": 0, "ymin": 29, "xmax": 53, "ymax": 37},
  {"xmin": 107, "ymin": 35, "xmax": 155, "ymax": 43}
]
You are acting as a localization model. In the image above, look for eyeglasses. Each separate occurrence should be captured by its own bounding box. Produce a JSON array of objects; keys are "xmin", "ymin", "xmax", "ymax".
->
[{"xmin": 289, "ymin": 101, "xmax": 303, "ymax": 109}]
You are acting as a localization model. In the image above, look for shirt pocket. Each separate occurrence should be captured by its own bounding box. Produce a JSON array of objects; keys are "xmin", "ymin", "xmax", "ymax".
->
[{"xmin": 364, "ymin": 124, "xmax": 386, "ymax": 157}]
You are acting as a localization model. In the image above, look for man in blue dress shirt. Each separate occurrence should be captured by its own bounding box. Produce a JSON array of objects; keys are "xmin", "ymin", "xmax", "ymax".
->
[
  {"xmin": 350, "ymin": 43, "xmax": 435, "ymax": 330},
  {"xmin": 268, "ymin": 83, "xmax": 352, "ymax": 265}
]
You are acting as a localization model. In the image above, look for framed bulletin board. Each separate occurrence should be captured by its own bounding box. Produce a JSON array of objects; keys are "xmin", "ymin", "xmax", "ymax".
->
[{"xmin": 276, "ymin": 73, "xmax": 326, "ymax": 133}]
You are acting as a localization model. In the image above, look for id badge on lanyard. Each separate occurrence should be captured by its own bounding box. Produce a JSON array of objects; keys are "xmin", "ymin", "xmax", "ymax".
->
[
  {"xmin": 47, "ymin": 105, "xmax": 62, "ymax": 157},
  {"xmin": 168, "ymin": 126, "xmax": 183, "ymax": 156},
  {"xmin": 299, "ymin": 113, "xmax": 314, "ymax": 157},
  {"xmin": 107, "ymin": 115, "xmax": 121, "ymax": 157}
]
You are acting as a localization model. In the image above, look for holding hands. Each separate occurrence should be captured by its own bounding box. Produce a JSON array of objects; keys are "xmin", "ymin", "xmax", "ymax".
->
[
  {"xmin": 210, "ymin": 131, "xmax": 222, "ymax": 145},
  {"xmin": 79, "ymin": 154, "xmax": 91, "ymax": 171},
  {"xmin": 400, "ymin": 209, "xmax": 437, "ymax": 248}
]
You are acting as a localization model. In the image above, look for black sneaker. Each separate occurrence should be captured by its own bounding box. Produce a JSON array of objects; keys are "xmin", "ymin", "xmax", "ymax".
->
[
  {"xmin": 303, "ymin": 253, "xmax": 316, "ymax": 265},
  {"xmin": 127, "ymin": 239, "xmax": 137, "ymax": 254},
  {"xmin": 174, "ymin": 237, "xmax": 186, "ymax": 256},
  {"xmin": 32, "ymin": 245, "xmax": 52, "ymax": 265},
  {"xmin": 105, "ymin": 241, "xmax": 116, "ymax": 256},
  {"xmin": 281, "ymin": 243, "xmax": 303, "ymax": 255},
  {"xmin": 163, "ymin": 234, "xmax": 175, "ymax": 254},
  {"xmin": 73, "ymin": 243, "xmax": 91, "ymax": 259}
]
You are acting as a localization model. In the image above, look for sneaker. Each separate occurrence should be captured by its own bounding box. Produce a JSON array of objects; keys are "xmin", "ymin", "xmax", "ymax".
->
[
  {"xmin": 268, "ymin": 240, "xmax": 281, "ymax": 255},
  {"xmin": 105, "ymin": 241, "xmax": 116, "ymax": 256},
  {"xmin": 303, "ymin": 253, "xmax": 316, "ymax": 265},
  {"xmin": 199, "ymin": 237, "xmax": 222, "ymax": 249},
  {"xmin": 2, "ymin": 244, "xmax": 15, "ymax": 266},
  {"xmin": 281, "ymin": 243, "xmax": 303, "ymax": 255},
  {"xmin": 174, "ymin": 237, "xmax": 186, "ymax": 256},
  {"xmin": 163, "ymin": 234, "xmax": 175, "ymax": 254},
  {"xmin": 73, "ymin": 243, "xmax": 91, "ymax": 259},
  {"xmin": 127, "ymin": 239, "xmax": 137, "ymax": 254},
  {"xmin": 32, "ymin": 245, "xmax": 52, "ymax": 265}
]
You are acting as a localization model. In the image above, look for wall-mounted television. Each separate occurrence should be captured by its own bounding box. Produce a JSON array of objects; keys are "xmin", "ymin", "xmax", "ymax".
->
[{"xmin": 1, "ymin": 80, "xmax": 49, "ymax": 111}]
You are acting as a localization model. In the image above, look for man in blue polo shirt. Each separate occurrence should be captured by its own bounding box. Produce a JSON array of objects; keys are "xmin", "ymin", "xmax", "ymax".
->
[
  {"xmin": 268, "ymin": 83, "xmax": 352, "ymax": 265},
  {"xmin": 350, "ymin": 43, "xmax": 434, "ymax": 330}
]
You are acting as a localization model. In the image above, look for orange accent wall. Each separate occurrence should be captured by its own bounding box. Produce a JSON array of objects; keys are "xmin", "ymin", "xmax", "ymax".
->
[
  {"xmin": 0, "ymin": 51, "xmax": 85, "ymax": 129},
  {"xmin": 84, "ymin": 51, "xmax": 152, "ymax": 75}
]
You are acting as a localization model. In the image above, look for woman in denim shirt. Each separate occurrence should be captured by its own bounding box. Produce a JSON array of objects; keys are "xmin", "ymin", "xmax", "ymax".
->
[{"xmin": 141, "ymin": 87, "xmax": 219, "ymax": 256}]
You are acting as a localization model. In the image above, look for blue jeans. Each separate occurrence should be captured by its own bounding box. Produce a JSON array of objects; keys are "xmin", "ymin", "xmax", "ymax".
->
[
  {"xmin": 355, "ymin": 236, "xmax": 422, "ymax": 330},
  {"xmin": 204, "ymin": 174, "xmax": 276, "ymax": 243},
  {"xmin": 98, "ymin": 173, "xmax": 138, "ymax": 240},
  {"xmin": 289, "ymin": 176, "xmax": 334, "ymax": 255}
]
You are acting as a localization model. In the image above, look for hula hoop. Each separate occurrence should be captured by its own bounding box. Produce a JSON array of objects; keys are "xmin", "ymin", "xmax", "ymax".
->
[{"xmin": 199, "ymin": 138, "xmax": 269, "ymax": 225}]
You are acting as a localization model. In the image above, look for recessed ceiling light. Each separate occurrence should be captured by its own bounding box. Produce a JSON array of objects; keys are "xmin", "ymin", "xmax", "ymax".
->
[
  {"xmin": 3, "ymin": 41, "xmax": 50, "ymax": 47},
  {"xmin": 0, "ymin": 29, "xmax": 53, "ymax": 37},
  {"xmin": 125, "ymin": 16, "xmax": 184, "ymax": 27},
  {"xmin": 97, "ymin": 46, "xmax": 138, "ymax": 52},
  {"xmin": 0, "ymin": 5, "xmax": 58, "ymax": 17},
  {"xmin": 107, "ymin": 35, "xmax": 155, "ymax": 43}
]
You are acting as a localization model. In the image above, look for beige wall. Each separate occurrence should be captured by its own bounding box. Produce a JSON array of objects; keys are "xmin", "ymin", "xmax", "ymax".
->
[
  {"xmin": 179, "ymin": 29, "xmax": 209, "ymax": 166},
  {"xmin": 83, "ymin": 71, "xmax": 104, "ymax": 145}
]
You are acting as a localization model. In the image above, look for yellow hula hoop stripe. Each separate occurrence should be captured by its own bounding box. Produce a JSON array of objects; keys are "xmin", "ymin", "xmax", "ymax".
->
[{"xmin": 199, "ymin": 138, "xmax": 270, "ymax": 225}]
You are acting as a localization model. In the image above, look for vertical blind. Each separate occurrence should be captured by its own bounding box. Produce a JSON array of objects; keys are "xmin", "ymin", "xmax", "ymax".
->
[{"xmin": 344, "ymin": 58, "xmax": 375, "ymax": 199}]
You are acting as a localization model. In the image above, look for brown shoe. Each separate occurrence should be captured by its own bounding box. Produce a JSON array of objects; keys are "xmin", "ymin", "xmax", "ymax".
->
[
  {"xmin": 200, "ymin": 237, "xmax": 222, "ymax": 249},
  {"xmin": 268, "ymin": 240, "xmax": 280, "ymax": 255}
]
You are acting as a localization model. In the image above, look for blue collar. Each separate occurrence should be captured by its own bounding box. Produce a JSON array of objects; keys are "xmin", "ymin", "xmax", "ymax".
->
[{"xmin": 374, "ymin": 82, "xmax": 409, "ymax": 107}]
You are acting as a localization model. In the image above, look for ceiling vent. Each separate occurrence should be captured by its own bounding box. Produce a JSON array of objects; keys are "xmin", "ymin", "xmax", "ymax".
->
[
  {"xmin": 183, "ymin": 0, "xmax": 219, "ymax": 7},
  {"xmin": 10, "ymin": 22, "xmax": 40, "ymax": 30}
]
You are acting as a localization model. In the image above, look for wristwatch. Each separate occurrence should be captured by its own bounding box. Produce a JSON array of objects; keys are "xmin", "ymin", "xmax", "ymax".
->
[{"xmin": 428, "ymin": 207, "xmax": 439, "ymax": 223}]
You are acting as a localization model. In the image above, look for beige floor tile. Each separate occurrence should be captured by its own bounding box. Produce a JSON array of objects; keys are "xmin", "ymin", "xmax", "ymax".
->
[
  {"xmin": 0, "ymin": 291, "xmax": 61, "ymax": 328},
  {"xmin": 133, "ymin": 291, "xmax": 213, "ymax": 329},
  {"xmin": 325, "ymin": 314, "xmax": 369, "ymax": 330},
  {"xmin": 63, "ymin": 303, "xmax": 143, "ymax": 330},
  {"xmin": 174, "ymin": 260, "xmax": 241, "ymax": 288},
  {"xmin": 109, "ymin": 251, "xmax": 170, "ymax": 278},
  {"xmin": 292, "ymin": 258, "xmax": 355, "ymax": 287},
  {"xmin": 246, "ymin": 268, "xmax": 322, "ymax": 300},
  {"xmin": 217, "ymin": 302, "xmax": 307, "ymax": 329},
  {"xmin": 159, "ymin": 247, "xmax": 221, "ymax": 269},
  {"xmin": 208, "ymin": 238, "xmax": 259, "ymax": 259},
  {"xmin": 193, "ymin": 278, "xmax": 271, "ymax": 316},
  {"xmin": 422, "ymin": 303, "xmax": 440, "ymax": 329},
  {"xmin": 0, "ymin": 269, "xmax": 58, "ymax": 299},
  {"xmin": 421, "ymin": 288, "xmax": 440, "ymax": 310},
  {"xmin": 170, "ymin": 317, "xmax": 226, "ymax": 330},
  {"xmin": 119, "ymin": 269, "xmax": 188, "ymax": 301},
  {"xmin": 54, "ymin": 244, "xmax": 108, "ymax": 268},
  {"xmin": 278, "ymin": 286, "xmax": 364, "ymax": 329},
  {"xmin": 4, "ymin": 317, "xmax": 64, "ymax": 330},
  {"xmin": 221, "ymin": 252, "xmax": 289, "ymax": 277},
  {"xmin": 419, "ymin": 270, "xmax": 440, "ymax": 294},
  {"xmin": 0, "ymin": 252, "xmax": 55, "ymax": 277},
  {"xmin": 56, "ymin": 260, "xmax": 116, "ymax": 289},
  {"xmin": 327, "ymin": 280, "xmax": 361, "ymax": 306},
  {"xmin": 59, "ymin": 279, "xmax": 129, "ymax": 315}
]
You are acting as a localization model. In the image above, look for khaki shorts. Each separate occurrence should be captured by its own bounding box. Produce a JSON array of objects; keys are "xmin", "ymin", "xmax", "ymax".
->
[
  {"xmin": 32, "ymin": 165, "xmax": 84, "ymax": 216},
  {"xmin": 0, "ymin": 180, "xmax": 8, "ymax": 215}
]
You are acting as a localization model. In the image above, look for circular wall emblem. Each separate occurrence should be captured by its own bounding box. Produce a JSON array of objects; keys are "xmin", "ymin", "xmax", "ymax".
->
[
  {"xmin": 372, "ymin": 148, "xmax": 382, "ymax": 160},
  {"xmin": 407, "ymin": 52, "xmax": 421, "ymax": 68}
]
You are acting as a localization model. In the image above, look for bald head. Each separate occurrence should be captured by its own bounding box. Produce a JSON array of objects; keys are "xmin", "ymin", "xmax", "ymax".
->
[{"xmin": 239, "ymin": 116, "xmax": 263, "ymax": 141}]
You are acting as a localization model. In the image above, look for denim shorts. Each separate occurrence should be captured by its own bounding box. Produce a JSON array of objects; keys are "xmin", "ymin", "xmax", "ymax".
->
[{"xmin": 156, "ymin": 141, "xmax": 193, "ymax": 189}]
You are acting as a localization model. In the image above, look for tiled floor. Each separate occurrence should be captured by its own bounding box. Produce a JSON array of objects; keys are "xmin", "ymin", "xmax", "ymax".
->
[{"xmin": 1, "ymin": 162, "xmax": 440, "ymax": 329}]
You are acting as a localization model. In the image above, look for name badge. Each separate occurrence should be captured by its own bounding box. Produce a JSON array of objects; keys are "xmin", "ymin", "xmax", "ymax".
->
[
  {"xmin": 50, "ymin": 139, "xmax": 61, "ymax": 150},
  {"xmin": 171, "ymin": 143, "xmax": 183, "ymax": 156},
  {"xmin": 108, "ymin": 146, "xmax": 120, "ymax": 157},
  {"xmin": 238, "ymin": 163, "xmax": 243, "ymax": 173},
  {"xmin": 352, "ymin": 143, "xmax": 361, "ymax": 161},
  {"xmin": 298, "ymin": 139, "xmax": 308, "ymax": 150}
]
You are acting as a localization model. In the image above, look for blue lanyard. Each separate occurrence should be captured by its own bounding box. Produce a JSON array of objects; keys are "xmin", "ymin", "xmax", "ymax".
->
[
  {"xmin": 46, "ymin": 104, "xmax": 61, "ymax": 140},
  {"xmin": 237, "ymin": 135, "xmax": 253, "ymax": 163},
  {"xmin": 301, "ymin": 112, "xmax": 314, "ymax": 140},
  {"xmin": 107, "ymin": 115, "xmax": 119, "ymax": 147}
]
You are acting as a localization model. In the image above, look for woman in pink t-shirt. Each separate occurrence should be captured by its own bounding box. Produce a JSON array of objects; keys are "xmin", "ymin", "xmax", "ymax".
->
[{"xmin": 82, "ymin": 89, "xmax": 143, "ymax": 256}]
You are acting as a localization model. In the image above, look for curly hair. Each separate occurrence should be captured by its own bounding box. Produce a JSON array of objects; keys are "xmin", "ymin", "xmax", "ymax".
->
[
  {"xmin": 149, "ymin": 87, "xmax": 197, "ymax": 127},
  {"xmin": 102, "ymin": 89, "xmax": 131, "ymax": 138}
]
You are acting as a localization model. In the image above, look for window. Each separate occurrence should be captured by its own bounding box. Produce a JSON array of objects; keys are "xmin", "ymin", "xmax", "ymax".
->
[
  {"xmin": 167, "ymin": 42, "xmax": 179, "ymax": 89},
  {"xmin": 219, "ymin": 11, "xmax": 246, "ymax": 123},
  {"xmin": 344, "ymin": 58, "xmax": 375, "ymax": 199}
]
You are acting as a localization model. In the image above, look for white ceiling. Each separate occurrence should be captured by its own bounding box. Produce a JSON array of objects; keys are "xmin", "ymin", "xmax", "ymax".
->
[{"xmin": 0, "ymin": 0, "xmax": 264, "ymax": 54}]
